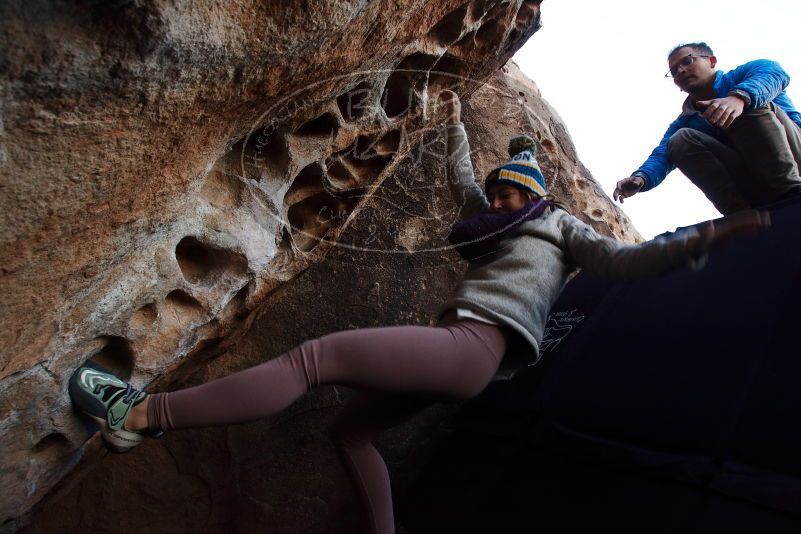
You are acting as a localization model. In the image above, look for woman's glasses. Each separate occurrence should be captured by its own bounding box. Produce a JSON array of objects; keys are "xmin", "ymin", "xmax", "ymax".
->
[{"xmin": 665, "ymin": 54, "xmax": 711, "ymax": 78}]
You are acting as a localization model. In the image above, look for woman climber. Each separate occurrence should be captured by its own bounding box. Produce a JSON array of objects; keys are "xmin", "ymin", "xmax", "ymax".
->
[{"xmin": 69, "ymin": 89, "xmax": 768, "ymax": 534}]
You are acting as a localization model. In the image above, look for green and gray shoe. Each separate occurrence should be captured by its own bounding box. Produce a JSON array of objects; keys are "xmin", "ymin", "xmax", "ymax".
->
[{"xmin": 68, "ymin": 360, "xmax": 148, "ymax": 453}]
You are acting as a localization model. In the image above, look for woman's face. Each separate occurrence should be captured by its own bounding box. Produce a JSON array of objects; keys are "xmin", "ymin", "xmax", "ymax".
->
[{"xmin": 487, "ymin": 185, "xmax": 530, "ymax": 213}]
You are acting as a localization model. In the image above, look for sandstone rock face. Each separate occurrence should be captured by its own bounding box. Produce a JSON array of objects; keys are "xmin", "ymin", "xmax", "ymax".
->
[
  {"xmin": 0, "ymin": 1, "xmax": 639, "ymax": 531},
  {"xmin": 16, "ymin": 65, "xmax": 642, "ymax": 534}
]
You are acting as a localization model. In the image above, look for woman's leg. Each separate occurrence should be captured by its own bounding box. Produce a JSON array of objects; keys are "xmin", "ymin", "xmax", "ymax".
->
[
  {"xmin": 84, "ymin": 320, "xmax": 500, "ymax": 533},
  {"xmin": 139, "ymin": 320, "xmax": 505, "ymax": 534},
  {"xmin": 331, "ymin": 392, "xmax": 432, "ymax": 534},
  {"xmin": 147, "ymin": 320, "xmax": 507, "ymax": 431}
]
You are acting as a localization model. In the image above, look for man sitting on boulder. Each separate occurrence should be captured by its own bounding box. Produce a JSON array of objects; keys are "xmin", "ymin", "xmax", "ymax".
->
[{"xmin": 614, "ymin": 42, "xmax": 801, "ymax": 214}]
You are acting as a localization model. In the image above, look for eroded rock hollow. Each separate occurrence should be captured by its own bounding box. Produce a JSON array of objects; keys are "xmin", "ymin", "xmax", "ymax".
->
[{"xmin": 0, "ymin": 1, "xmax": 638, "ymax": 531}]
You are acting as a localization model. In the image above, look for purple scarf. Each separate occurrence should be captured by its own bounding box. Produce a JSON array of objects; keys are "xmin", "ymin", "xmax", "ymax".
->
[{"xmin": 448, "ymin": 199, "xmax": 553, "ymax": 262}]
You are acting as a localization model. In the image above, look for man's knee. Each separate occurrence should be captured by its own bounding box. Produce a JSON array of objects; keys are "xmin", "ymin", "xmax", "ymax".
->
[
  {"xmin": 726, "ymin": 104, "xmax": 794, "ymax": 149},
  {"xmin": 667, "ymin": 128, "xmax": 703, "ymax": 161}
]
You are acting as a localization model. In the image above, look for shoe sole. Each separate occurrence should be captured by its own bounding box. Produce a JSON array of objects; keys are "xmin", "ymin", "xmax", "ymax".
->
[{"xmin": 86, "ymin": 414, "xmax": 144, "ymax": 454}]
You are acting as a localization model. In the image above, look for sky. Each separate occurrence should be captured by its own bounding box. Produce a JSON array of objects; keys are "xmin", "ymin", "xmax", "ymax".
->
[{"xmin": 513, "ymin": 0, "xmax": 801, "ymax": 239}]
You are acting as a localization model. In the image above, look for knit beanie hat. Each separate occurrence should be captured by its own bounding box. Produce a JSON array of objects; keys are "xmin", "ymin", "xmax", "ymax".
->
[{"xmin": 485, "ymin": 135, "xmax": 547, "ymax": 198}]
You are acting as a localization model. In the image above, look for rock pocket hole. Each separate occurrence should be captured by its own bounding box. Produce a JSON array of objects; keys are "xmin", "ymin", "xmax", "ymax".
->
[
  {"xmin": 287, "ymin": 191, "xmax": 358, "ymax": 252},
  {"xmin": 540, "ymin": 139, "xmax": 555, "ymax": 153},
  {"xmin": 129, "ymin": 303, "xmax": 157, "ymax": 333},
  {"xmin": 326, "ymin": 134, "xmax": 396, "ymax": 189},
  {"xmin": 234, "ymin": 130, "xmax": 290, "ymax": 182},
  {"xmin": 475, "ymin": 19, "xmax": 504, "ymax": 48},
  {"xmin": 374, "ymin": 130, "xmax": 401, "ymax": 156},
  {"xmin": 345, "ymin": 156, "xmax": 389, "ymax": 185},
  {"xmin": 448, "ymin": 30, "xmax": 477, "ymax": 57},
  {"xmin": 515, "ymin": 0, "xmax": 540, "ymax": 29},
  {"xmin": 33, "ymin": 432, "xmax": 70, "ymax": 454},
  {"xmin": 427, "ymin": 4, "xmax": 469, "ymax": 45},
  {"xmin": 326, "ymin": 159, "xmax": 358, "ymax": 190},
  {"xmin": 175, "ymin": 236, "xmax": 249, "ymax": 286},
  {"xmin": 381, "ymin": 72, "xmax": 414, "ymax": 119},
  {"xmin": 89, "ymin": 335, "xmax": 135, "ymax": 380},
  {"xmin": 161, "ymin": 289, "xmax": 206, "ymax": 334},
  {"xmin": 348, "ymin": 133, "xmax": 397, "ymax": 160},
  {"xmin": 467, "ymin": 0, "xmax": 493, "ymax": 22},
  {"xmin": 200, "ymin": 170, "xmax": 244, "ymax": 210},
  {"xmin": 337, "ymin": 82, "xmax": 374, "ymax": 121},
  {"xmin": 294, "ymin": 112, "xmax": 338, "ymax": 141},
  {"xmin": 381, "ymin": 53, "xmax": 438, "ymax": 118},
  {"xmin": 285, "ymin": 162, "xmax": 326, "ymax": 206},
  {"xmin": 428, "ymin": 56, "xmax": 469, "ymax": 93}
]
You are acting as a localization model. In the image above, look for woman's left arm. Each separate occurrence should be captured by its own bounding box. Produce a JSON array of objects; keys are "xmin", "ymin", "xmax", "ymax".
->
[
  {"xmin": 440, "ymin": 90, "xmax": 490, "ymax": 218},
  {"xmin": 558, "ymin": 210, "xmax": 769, "ymax": 279}
]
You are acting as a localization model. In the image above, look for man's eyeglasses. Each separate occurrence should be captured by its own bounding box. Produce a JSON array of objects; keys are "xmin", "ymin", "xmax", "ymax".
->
[{"xmin": 665, "ymin": 54, "xmax": 711, "ymax": 78}]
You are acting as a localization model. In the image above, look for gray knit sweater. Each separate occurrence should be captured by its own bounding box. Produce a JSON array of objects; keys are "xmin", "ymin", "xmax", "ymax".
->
[{"xmin": 441, "ymin": 123, "xmax": 703, "ymax": 366}]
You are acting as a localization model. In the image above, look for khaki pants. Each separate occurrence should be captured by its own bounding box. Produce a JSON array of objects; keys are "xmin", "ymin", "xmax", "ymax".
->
[{"xmin": 667, "ymin": 104, "xmax": 801, "ymax": 214}]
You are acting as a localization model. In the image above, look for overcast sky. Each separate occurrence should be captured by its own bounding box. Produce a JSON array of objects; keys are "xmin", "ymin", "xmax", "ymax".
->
[{"xmin": 513, "ymin": 0, "xmax": 801, "ymax": 239}]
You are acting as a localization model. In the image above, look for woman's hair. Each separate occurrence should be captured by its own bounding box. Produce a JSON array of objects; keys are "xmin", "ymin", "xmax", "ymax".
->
[{"xmin": 514, "ymin": 188, "xmax": 534, "ymax": 202}]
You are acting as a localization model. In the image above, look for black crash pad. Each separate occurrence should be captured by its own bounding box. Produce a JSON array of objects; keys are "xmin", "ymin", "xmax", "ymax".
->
[{"xmin": 403, "ymin": 197, "xmax": 801, "ymax": 534}]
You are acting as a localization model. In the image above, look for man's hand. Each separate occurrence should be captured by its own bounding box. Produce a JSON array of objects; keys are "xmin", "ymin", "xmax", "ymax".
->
[
  {"xmin": 439, "ymin": 89, "xmax": 461, "ymax": 125},
  {"xmin": 613, "ymin": 175, "xmax": 645, "ymax": 203},
  {"xmin": 695, "ymin": 95, "xmax": 746, "ymax": 129}
]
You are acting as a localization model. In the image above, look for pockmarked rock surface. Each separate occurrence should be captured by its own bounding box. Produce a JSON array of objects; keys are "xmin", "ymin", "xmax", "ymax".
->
[{"xmin": 0, "ymin": 1, "xmax": 639, "ymax": 531}]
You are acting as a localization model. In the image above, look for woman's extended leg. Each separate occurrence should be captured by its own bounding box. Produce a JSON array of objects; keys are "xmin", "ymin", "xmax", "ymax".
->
[
  {"xmin": 71, "ymin": 319, "xmax": 505, "ymax": 533},
  {"xmin": 146, "ymin": 320, "xmax": 506, "ymax": 431},
  {"xmin": 331, "ymin": 392, "xmax": 432, "ymax": 534}
]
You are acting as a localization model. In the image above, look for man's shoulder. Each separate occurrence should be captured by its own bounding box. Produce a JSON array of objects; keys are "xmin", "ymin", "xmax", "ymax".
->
[
  {"xmin": 722, "ymin": 59, "xmax": 784, "ymax": 79},
  {"xmin": 715, "ymin": 59, "xmax": 788, "ymax": 97},
  {"xmin": 732, "ymin": 58, "xmax": 779, "ymax": 69}
]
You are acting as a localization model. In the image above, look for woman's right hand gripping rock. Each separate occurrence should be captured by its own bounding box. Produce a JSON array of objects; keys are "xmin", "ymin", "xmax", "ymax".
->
[{"xmin": 439, "ymin": 89, "xmax": 461, "ymax": 125}]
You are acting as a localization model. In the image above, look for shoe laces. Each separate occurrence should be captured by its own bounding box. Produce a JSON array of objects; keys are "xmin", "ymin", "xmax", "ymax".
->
[
  {"xmin": 121, "ymin": 384, "xmax": 142, "ymax": 405},
  {"xmin": 96, "ymin": 382, "xmax": 141, "ymax": 405}
]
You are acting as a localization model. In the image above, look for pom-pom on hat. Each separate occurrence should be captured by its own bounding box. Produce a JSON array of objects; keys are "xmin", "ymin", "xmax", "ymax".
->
[{"xmin": 485, "ymin": 135, "xmax": 547, "ymax": 198}]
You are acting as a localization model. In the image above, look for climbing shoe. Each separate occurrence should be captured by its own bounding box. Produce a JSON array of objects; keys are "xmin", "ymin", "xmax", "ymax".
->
[{"xmin": 68, "ymin": 360, "xmax": 148, "ymax": 453}]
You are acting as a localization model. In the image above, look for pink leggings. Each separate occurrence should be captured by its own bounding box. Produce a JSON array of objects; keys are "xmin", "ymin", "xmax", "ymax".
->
[{"xmin": 147, "ymin": 317, "xmax": 507, "ymax": 534}]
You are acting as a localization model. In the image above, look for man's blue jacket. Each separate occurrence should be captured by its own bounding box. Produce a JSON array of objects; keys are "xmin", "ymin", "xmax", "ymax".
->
[{"xmin": 635, "ymin": 59, "xmax": 801, "ymax": 190}]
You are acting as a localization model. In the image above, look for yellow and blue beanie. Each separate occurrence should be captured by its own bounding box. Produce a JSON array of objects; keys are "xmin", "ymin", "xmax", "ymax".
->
[{"xmin": 485, "ymin": 135, "xmax": 547, "ymax": 198}]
